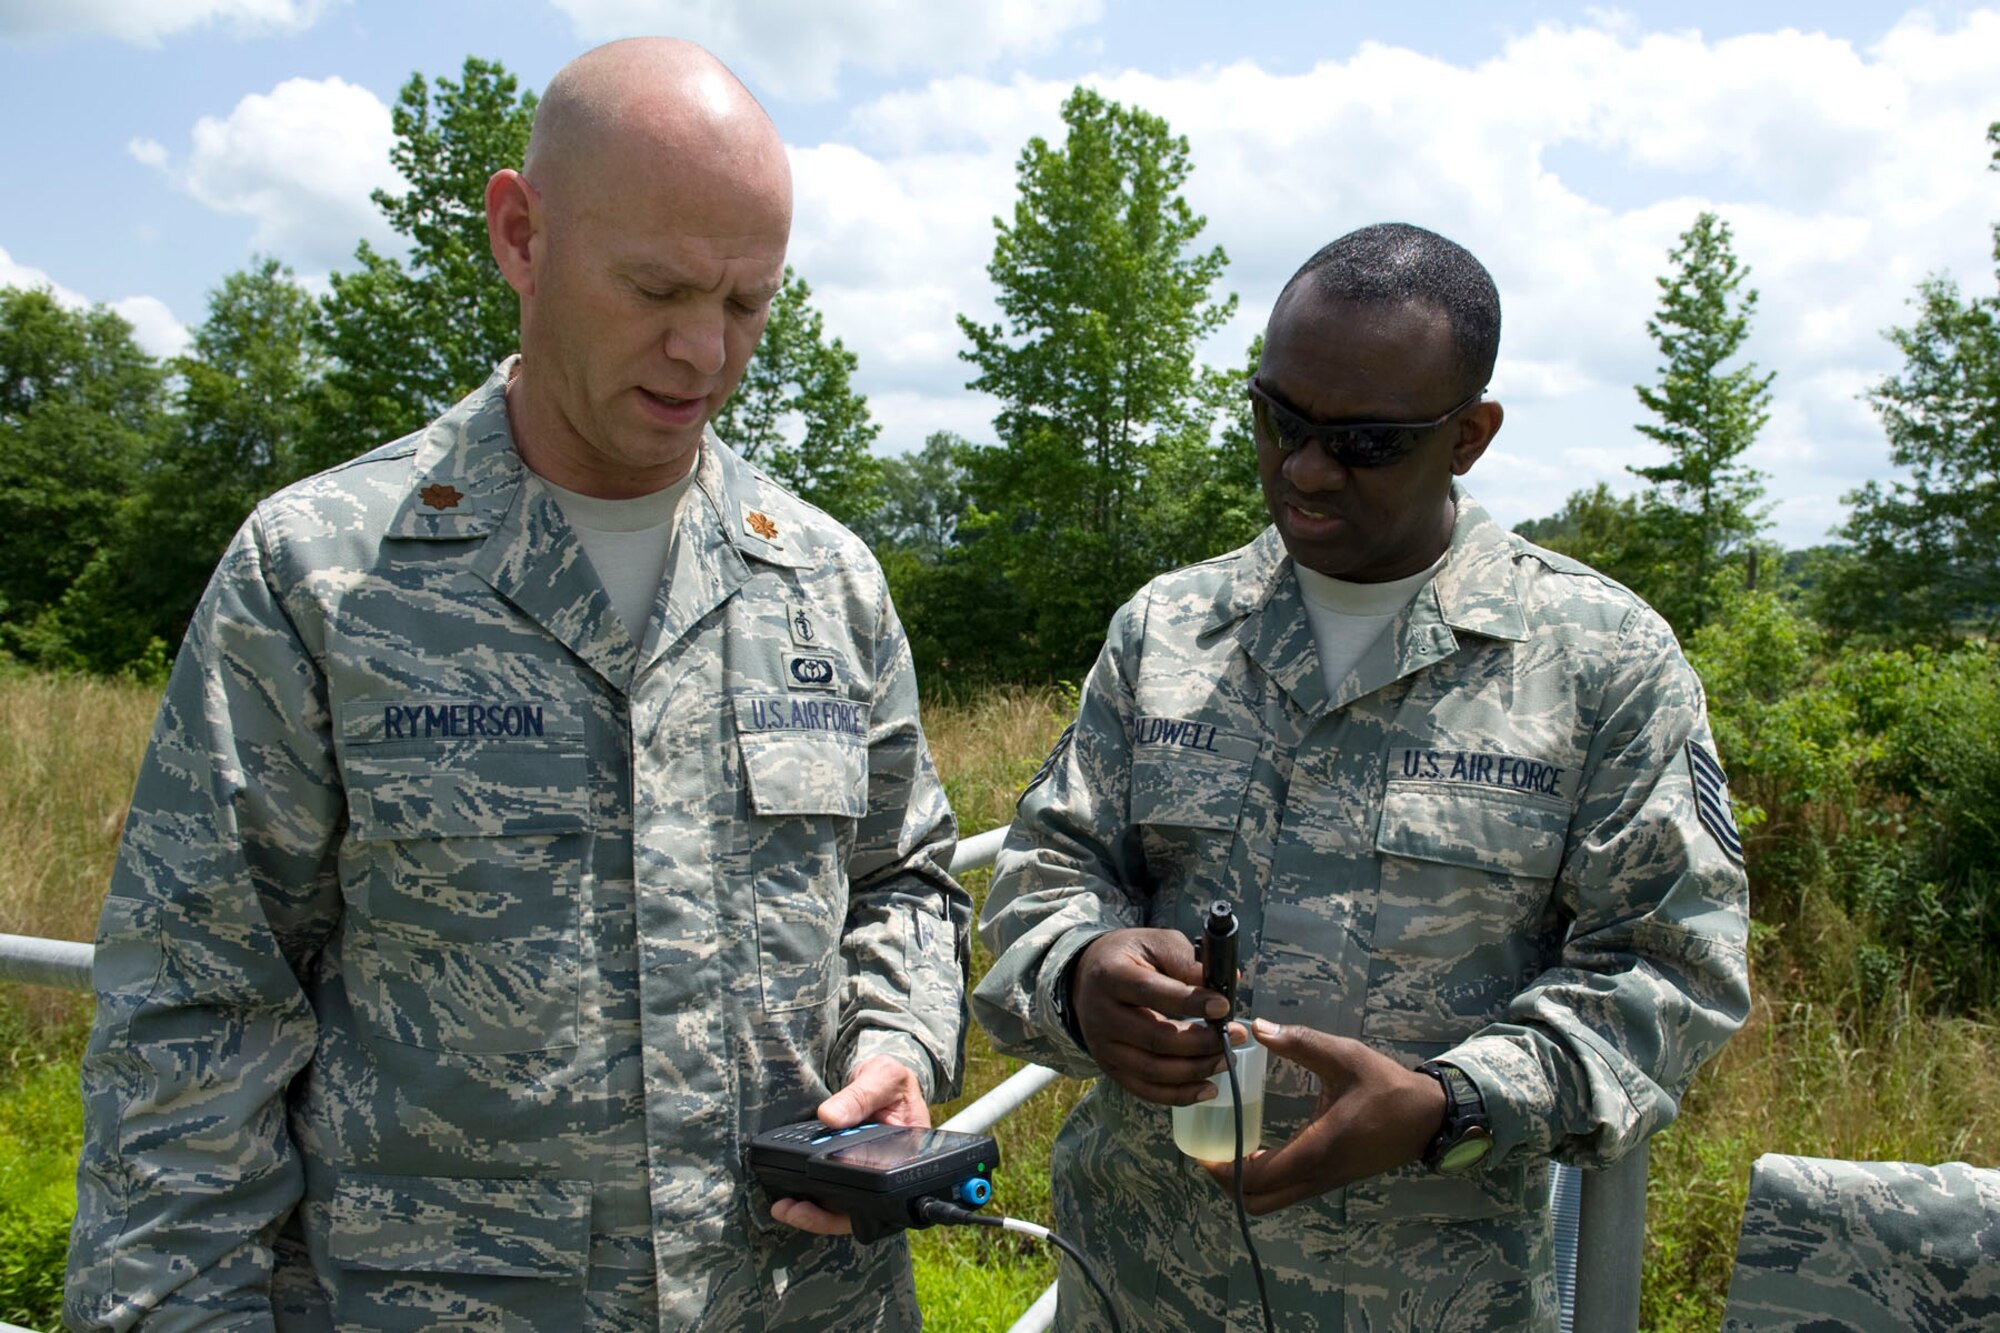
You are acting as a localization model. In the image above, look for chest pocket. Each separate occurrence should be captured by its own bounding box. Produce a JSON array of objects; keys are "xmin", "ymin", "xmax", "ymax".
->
[
  {"xmin": 734, "ymin": 697, "xmax": 870, "ymax": 1014},
  {"xmin": 1129, "ymin": 720, "xmax": 1257, "ymax": 918},
  {"xmin": 1361, "ymin": 783, "xmax": 1569, "ymax": 1048},
  {"xmin": 338, "ymin": 701, "xmax": 588, "ymax": 1054}
]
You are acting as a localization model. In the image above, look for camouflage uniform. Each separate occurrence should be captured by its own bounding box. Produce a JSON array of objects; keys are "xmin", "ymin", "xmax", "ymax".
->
[
  {"xmin": 66, "ymin": 362, "xmax": 969, "ymax": 1332},
  {"xmin": 1723, "ymin": 1155, "xmax": 2000, "ymax": 1331},
  {"xmin": 974, "ymin": 490, "xmax": 1750, "ymax": 1331}
]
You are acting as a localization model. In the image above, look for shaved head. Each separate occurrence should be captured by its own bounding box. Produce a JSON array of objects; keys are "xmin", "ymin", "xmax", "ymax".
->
[
  {"xmin": 524, "ymin": 37, "xmax": 791, "ymax": 227},
  {"xmin": 486, "ymin": 38, "xmax": 794, "ymax": 497}
]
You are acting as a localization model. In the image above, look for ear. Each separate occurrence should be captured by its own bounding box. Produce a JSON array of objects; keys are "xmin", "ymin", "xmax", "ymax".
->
[
  {"xmin": 1450, "ymin": 401, "xmax": 1502, "ymax": 477},
  {"xmin": 486, "ymin": 169, "xmax": 541, "ymax": 298}
]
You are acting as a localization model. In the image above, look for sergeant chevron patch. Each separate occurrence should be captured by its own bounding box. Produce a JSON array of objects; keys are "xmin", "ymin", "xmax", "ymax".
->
[{"xmin": 1687, "ymin": 741, "xmax": 1743, "ymax": 863}]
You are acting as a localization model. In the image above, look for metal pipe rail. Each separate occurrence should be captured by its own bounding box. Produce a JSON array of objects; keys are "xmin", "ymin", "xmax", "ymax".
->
[{"xmin": 1, "ymin": 822, "xmax": 1647, "ymax": 1332}]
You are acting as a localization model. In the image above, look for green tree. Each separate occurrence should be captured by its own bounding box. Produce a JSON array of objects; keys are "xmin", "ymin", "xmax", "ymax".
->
[
  {"xmin": 0, "ymin": 287, "xmax": 164, "ymax": 662},
  {"xmin": 853, "ymin": 430, "xmax": 973, "ymax": 561},
  {"xmin": 315, "ymin": 57, "xmax": 536, "ymax": 463},
  {"xmin": 712, "ymin": 267, "xmax": 882, "ymax": 526},
  {"xmin": 53, "ymin": 261, "xmax": 328, "ymax": 673},
  {"xmin": 1514, "ymin": 482, "xmax": 1668, "ymax": 597},
  {"xmin": 1822, "ymin": 122, "xmax": 2000, "ymax": 641},
  {"xmin": 1631, "ymin": 210, "xmax": 1774, "ymax": 633},
  {"xmin": 1135, "ymin": 335, "xmax": 1267, "ymax": 576},
  {"xmin": 957, "ymin": 86, "xmax": 1237, "ymax": 677}
]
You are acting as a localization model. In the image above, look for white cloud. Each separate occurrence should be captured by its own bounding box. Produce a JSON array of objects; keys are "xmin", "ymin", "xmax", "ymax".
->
[
  {"xmin": 110, "ymin": 296, "xmax": 193, "ymax": 360},
  {"xmin": 546, "ymin": 0, "xmax": 1104, "ymax": 100},
  {"xmin": 0, "ymin": 0, "xmax": 341, "ymax": 45},
  {"xmin": 0, "ymin": 245, "xmax": 190, "ymax": 359},
  {"xmin": 768, "ymin": 9, "xmax": 2000, "ymax": 549},
  {"xmin": 138, "ymin": 76, "xmax": 403, "ymax": 272},
  {"xmin": 126, "ymin": 138, "xmax": 169, "ymax": 169}
]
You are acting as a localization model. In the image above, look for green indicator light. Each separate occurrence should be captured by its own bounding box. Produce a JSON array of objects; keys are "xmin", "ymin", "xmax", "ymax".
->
[{"xmin": 978, "ymin": 1162, "xmax": 986, "ymax": 1172}]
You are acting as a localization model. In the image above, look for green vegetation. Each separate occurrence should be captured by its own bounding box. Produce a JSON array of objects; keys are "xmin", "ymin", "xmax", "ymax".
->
[
  {"xmin": 1, "ymin": 52, "xmax": 1997, "ymax": 1333},
  {"xmin": 6, "ymin": 667, "xmax": 1998, "ymax": 1330}
]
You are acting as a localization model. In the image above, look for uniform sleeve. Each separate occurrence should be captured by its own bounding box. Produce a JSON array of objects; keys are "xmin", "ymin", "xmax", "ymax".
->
[
  {"xmin": 972, "ymin": 598, "xmax": 1150, "ymax": 1080},
  {"xmin": 66, "ymin": 512, "xmax": 344, "ymax": 1333},
  {"xmin": 1441, "ymin": 605, "xmax": 1752, "ymax": 1168},
  {"xmin": 830, "ymin": 589, "xmax": 972, "ymax": 1103}
]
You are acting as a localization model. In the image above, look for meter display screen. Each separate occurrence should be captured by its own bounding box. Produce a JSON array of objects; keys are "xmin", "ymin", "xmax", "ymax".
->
[{"xmin": 822, "ymin": 1128, "xmax": 962, "ymax": 1172}]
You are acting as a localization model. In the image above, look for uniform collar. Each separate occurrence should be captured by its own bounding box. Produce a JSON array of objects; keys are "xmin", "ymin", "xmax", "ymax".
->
[
  {"xmin": 1205, "ymin": 485, "xmax": 1528, "ymax": 644},
  {"xmin": 1208, "ymin": 484, "xmax": 1530, "ymax": 715},
  {"xmin": 387, "ymin": 356, "xmax": 814, "ymax": 573}
]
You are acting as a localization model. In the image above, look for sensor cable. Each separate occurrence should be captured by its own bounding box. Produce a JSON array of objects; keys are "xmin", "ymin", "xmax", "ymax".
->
[{"xmin": 912, "ymin": 1198, "xmax": 1124, "ymax": 1333}]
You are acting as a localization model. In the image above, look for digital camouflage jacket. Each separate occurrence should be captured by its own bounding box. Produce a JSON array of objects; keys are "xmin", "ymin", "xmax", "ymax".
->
[
  {"xmin": 66, "ymin": 362, "xmax": 969, "ymax": 1332},
  {"xmin": 974, "ymin": 491, "xmax": 1750, "ymax": 1331}
]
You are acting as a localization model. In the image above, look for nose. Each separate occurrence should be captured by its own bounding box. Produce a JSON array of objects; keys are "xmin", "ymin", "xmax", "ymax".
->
[
  {"xmin": 664, "ymin": 304, "xmax": 727, "ymax": 378},
  {"xmin": 1282, "ymin": 440, "xmax": 1350, "ymax": 494}
]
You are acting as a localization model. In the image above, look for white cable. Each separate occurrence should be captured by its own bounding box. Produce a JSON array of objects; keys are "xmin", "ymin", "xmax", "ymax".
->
[{"xmin": 1000, "ymin": 1216, "xmax": 1053, "ymax": 1240}]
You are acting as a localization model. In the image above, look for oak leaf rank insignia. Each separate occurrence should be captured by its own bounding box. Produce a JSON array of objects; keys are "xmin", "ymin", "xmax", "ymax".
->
[
  {"xmin": 419, "ymin": 483, "xmax": 464, "ymax": 511},
  {"xmin": 746, "ymin": 510, "xmax": 779, "ymax": 540}
]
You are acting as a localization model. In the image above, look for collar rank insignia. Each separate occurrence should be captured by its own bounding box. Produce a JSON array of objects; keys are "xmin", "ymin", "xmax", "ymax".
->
[
  {"xmin": 745, "ymin": 509, "xmax": 780, "ymax": 540},
  {"xmin": 419, "ymin": 483, "xmax": 464, "ymax": 511}
]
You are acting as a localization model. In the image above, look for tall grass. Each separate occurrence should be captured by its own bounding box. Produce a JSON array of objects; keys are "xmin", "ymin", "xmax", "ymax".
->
[
  {"xmin": 0, "ymin": 669, "xmax": 154, "ymax": 1331},
  {"xmin": 3, "ymin": 673, "xmax": 1996, "ymax": 1332}
]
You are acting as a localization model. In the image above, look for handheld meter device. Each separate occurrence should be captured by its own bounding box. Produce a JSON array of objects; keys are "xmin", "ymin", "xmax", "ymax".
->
[{"xmin": 748, "ymin": 1120, "xmax": 1000, "ymax": 1245}]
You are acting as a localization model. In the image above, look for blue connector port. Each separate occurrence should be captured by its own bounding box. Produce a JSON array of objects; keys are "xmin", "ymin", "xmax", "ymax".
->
[{"xmin": 952, "ymin": 1176, "xmax": 992, "ymax": 1208}]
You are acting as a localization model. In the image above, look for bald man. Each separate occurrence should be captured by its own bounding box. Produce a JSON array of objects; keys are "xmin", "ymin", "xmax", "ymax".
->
[{"xmin": 66, "ymin": 39, "xmax": 968, "ymax": 1332}]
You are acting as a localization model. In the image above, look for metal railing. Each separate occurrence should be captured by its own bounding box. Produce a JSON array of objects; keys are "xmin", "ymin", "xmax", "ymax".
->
[{"xmin": 0, "ymin": 819, "xmax": 1644, "ymax": 1331}]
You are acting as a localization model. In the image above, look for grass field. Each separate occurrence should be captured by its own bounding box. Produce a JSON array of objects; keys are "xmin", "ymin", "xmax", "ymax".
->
[{"xmin": 2, "ymin": 671, "xmax": 1996, "ymax": 1331}]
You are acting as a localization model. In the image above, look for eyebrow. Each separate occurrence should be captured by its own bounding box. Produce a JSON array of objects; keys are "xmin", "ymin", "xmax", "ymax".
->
[{"xmin": 619, "ymin": 262, "xmax": 782, "ymax": 301}]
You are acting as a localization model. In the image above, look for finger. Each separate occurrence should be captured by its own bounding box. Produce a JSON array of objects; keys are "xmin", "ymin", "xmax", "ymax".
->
[
  {"xmin": 1249, "ymin": 1018, "xmax": 1352, "ymax": 1083},
  {"xmin": 818, "ymin": 1057, "xmax": 930, "ymax": 1130},
  {"xmin": 1107, "ymin": 966, "xmax": 1230, "ymax": 1022},
  {"xmin": 770, "ymin": 1196, "xmax": 854, "ymax": 1236},
  {"xmin": 1227, "ymin": 1121, "xmax": 1348, "ymax": 1214},
  {"xmin": 1109, "ymin": 1071, "xmax": 1222, "ymax": 1107}
]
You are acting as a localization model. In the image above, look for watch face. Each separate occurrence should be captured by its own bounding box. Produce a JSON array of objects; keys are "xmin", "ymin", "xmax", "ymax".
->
[{"xmin": 1438, "ymin": 1134, "xmax": 1492, "ymax": 1174}]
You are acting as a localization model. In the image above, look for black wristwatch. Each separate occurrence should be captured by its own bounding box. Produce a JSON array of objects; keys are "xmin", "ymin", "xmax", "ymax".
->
[{"xmin": 1418, "ymin": 1062, "xmax": 1493, "ymax": 1174}]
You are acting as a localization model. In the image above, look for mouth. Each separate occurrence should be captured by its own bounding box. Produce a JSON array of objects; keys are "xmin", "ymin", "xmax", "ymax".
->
[
  {"xmin": 1282, "ymin": 499, "xmax": 1349, "ymax": 540},
  {"xmin": 637, "ymin": 386, "xmax": 707, "ymax": 423}
]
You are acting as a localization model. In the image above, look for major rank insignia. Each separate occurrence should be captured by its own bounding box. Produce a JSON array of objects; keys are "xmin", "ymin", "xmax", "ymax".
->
[{"xmin": 419, "ymin": 483, "xmax": 464, "ymax": 510}]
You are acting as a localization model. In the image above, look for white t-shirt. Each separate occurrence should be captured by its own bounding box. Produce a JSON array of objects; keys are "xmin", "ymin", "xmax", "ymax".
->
[
  {"xmin": 1293, "ymin": 553, "xmax": 1448, "ymax": 697},
  {"xmin": 540, "ymin": 470, "xmax": 698, "ymax": 644}
]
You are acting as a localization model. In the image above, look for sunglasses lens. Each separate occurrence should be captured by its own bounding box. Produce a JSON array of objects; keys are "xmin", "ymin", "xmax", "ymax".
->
[
  {"xmin": 1251, "ymin": 396, "xmax": 1302, "ymax": 451},
  {"xmin": 1330, "ymin": 427, "xmax": 1413, "ymax": 468}
]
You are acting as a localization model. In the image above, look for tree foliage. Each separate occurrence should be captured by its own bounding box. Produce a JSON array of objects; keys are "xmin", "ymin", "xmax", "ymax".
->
[
  {"xmin": 1630, "ymin": 210, "xmax": 1773, "ymax": 632},
  {"xmin": 315, "ymin": 57, "xmax": 536, "ymax": 461},
  {"xmin": 1820, "ymin": 122, "xmax": 2000, "ymax": 642},
  {"xmin": 712, "ymin": 267, "xmax": 881, "ymax": 526},
  {"xmin": 0, "ymin": 288, "xmax": 164, "ymax": 662},
  {"xmin": 53, "ymin": 260, "xmax": 328, "ymax": 673},
  {"xmin": 954, "ymin": 86, "xmax": 1240, "ymax": 677}
]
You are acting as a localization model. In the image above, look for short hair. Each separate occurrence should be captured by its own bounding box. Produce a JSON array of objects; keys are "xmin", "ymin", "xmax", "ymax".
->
[{"xmin": 1281, "ymin": 223, "xmax": 1500, "ymax": 396}]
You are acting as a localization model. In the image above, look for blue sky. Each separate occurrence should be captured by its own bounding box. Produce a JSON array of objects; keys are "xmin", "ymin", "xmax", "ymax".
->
[{"xmin": 5, "ymin": 1, "xmax": 1999, "ymax": 548}]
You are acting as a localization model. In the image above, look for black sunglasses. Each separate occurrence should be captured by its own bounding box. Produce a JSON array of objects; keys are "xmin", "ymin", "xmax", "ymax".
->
[{"xmin": 1245, "ymin": 377, "xmax": 1486, "ymax": 468}]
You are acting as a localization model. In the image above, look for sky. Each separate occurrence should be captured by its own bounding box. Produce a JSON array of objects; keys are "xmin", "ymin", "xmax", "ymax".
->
[{"xmin": 4, "ymin": 1, "xmax": 1999, "ymax": 550}]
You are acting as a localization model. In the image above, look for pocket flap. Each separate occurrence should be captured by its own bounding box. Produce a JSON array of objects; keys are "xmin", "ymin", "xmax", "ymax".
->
[
  {"xmin": 1130, "ymin": 747, "xmax": 1255, "ymax": 832},
  {"xmin": 1375, "ymin": 785, "xmax": 1569, "ymax": 880},
  {"xmin": 329, "ymin": 1173, "xmax": 590, "ymax": 1277},
  {"xmin": 734, "ymin": 696, "xmax": 869, "ymax": 817},
  {"xmin": 339, "ymin": 700, "xmax": 587, "ymax": 841}
]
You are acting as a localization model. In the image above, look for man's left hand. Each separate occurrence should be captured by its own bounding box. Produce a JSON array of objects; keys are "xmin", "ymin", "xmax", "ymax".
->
[
  {"xmin": 769, "ymin": 1055, "xmax": 931, "ymax": 1236},
  {"xmin": 1198, "ymin": 1018, "xmax": 1447, "ymax": 1214}
]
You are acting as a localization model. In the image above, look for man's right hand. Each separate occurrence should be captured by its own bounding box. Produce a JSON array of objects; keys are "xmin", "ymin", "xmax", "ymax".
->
[{"xmin": 1069, "ymin": 927, "xmax": 1232, "ymax": 1105}]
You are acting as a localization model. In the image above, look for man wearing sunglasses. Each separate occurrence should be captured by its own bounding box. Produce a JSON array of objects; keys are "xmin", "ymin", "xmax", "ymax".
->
[{"xmin": 976, "ymin": 223, "xmax": 1750, "ymax": 1330}]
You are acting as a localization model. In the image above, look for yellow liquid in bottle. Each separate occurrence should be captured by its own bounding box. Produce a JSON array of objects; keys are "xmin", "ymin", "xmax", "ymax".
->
[{"xmin": 1172, "ymin": 1096, "xmax": 1264, "ymax": 1162}]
